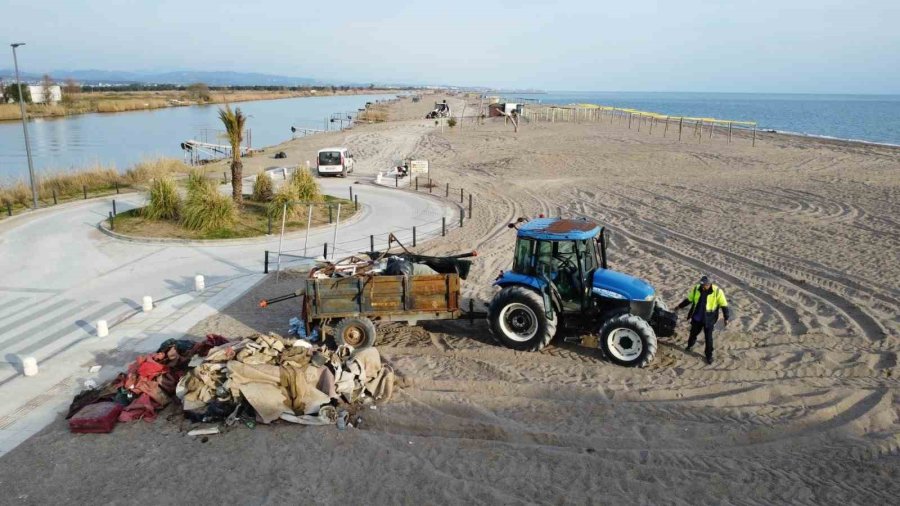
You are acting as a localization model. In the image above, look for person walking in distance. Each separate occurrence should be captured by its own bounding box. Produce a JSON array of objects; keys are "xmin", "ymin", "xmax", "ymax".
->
[{"xmin": 674, "ymin": 275, "xmax": 730, "ymax": 364}]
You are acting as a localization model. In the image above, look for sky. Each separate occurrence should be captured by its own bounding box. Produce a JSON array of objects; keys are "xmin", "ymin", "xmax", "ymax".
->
[{"xmin": 1, "ymin": 0, "xmax": 898, "ymax": 93}]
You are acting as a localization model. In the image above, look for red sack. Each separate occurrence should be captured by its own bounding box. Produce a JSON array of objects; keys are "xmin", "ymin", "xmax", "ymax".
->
[{"xmin": 68, "ymin": 402, "xmax": 123, "ymax": 434}]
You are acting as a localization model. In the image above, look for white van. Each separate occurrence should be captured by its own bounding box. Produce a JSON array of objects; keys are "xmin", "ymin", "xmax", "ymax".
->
[{"xmin": 316, "ymin": 147, "xmax": 354, "ymax": 177}]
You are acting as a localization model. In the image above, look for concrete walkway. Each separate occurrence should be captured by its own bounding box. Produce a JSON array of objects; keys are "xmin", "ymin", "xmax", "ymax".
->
[{"xmin": 0, "ymin": 174, "xmax": 458, "ymax": 455}]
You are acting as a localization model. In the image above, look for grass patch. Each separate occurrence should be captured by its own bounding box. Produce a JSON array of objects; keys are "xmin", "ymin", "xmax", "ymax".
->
[{"xmin": 110, "ymin": 195, "xmax": 356, "ymax": 240}]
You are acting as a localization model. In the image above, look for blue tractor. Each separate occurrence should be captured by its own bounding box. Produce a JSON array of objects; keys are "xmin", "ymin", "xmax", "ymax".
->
[{"xmin": 488, "ymin": 217, "xmax": 677, "ymax": 367}]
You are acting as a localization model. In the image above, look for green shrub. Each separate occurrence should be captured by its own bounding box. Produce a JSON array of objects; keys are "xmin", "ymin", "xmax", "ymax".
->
[
  {"xmin": 181, "ymin": 184, "xmax": 235, "ymax": 231},
  {"xmin": 186, "ymin": 169, "xmax": 215, "ymax": 197},
  {"xmin": 253, "ymin": 171, "xmax": 274, "ymax": 202},
  {"xmin": 447, "ymin": 117, "xmax": 457, "ymax": 128},
  {"xmin": 291, "ymin": 167, "xmax": 321, "ymax": 202},
  {"xmin": 144, "ymin": 177, "xmax": 181, "ymax": 220}
]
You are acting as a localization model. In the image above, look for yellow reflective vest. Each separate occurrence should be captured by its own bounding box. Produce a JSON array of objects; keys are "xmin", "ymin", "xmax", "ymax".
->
[{"xmin": 687, "ymin": 284, "xmax": 729, "ymax": 321}]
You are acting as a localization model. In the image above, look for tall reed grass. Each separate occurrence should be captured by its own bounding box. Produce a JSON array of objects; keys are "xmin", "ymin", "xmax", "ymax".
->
[
  {"xmin": 252, "ymin": 172, "xmax": 274, "ymax": 202},
  {"xmin": 267, "ymin": 168, "xmax": 323, "ymax": 219},
  {"xmin": 143, "ymin": 177, "xmax": 181, "ymax": 220}
]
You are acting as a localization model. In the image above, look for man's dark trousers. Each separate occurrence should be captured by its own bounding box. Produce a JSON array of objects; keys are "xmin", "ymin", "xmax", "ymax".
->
[{"xmin": 687, "ymin": 320, "xmax": 714, "ymax": 362}]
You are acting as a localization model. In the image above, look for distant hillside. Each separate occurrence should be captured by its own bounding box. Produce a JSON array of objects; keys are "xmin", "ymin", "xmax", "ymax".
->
[{"xmin": 0, "ymin": 69, "xmax": 321, "ymax": 86}]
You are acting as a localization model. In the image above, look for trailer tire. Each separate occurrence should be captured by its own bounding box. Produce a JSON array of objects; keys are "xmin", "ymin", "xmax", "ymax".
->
[
  {"xmin": 598, "ymin": 314, "xmax": 657, "ymax": 368},
  {"xmin": 488, "ymin": 286, "xmax": 557, "ymax": 351},
  {"xmin": 334, "ymin": 317, "xmax": 377, "ymax": 349}
]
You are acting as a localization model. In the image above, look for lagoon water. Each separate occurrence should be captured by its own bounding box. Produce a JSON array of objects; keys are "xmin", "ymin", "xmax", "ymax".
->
[
  {"xmin": 513, "ymin": 92, "xmax": 900, "ymax": 146},
  {"xmin": 0, "ymin": 93, "xmax": 397, "ymax": 181}
]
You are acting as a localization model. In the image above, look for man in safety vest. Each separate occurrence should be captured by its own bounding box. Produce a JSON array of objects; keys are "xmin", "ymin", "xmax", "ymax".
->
[{"xmin": 674, "ymin": 275, "xmax": 730, "ymax": 364}]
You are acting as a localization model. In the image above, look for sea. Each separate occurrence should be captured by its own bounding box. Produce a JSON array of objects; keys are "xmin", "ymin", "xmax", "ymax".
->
[{"xmin": 506, "ymin": 92, "xmax": 900, "ymax": 147}]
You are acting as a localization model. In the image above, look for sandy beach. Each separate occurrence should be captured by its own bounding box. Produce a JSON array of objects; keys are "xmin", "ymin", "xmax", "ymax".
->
[{"xmin": 1, "ymin": 95, "xmax": 897, "ymax": 505}]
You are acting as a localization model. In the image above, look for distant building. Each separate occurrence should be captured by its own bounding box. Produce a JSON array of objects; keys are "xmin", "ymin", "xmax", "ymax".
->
[{"xmin": 27, "ymin": 85, "xmax": 62, "ymax": 104}]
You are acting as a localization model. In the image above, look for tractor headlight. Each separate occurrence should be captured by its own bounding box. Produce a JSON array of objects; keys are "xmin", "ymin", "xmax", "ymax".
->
[{"xmin": 645, "ymin": 294, "xmax": 655, "ymax": 301}]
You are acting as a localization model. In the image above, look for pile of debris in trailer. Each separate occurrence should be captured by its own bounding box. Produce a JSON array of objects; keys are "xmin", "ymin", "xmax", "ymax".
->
[{"xmin": 66, "ymin": 333, "xmax": 394, "ymax": 435}]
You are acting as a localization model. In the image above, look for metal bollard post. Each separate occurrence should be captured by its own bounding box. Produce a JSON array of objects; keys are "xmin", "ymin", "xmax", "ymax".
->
[
  {"xmin": 413, "ymin": 226, "xmax": 416, "ymax": 247},
  {"xmin": 370, "ymin": 235, "xmax": 374, "ymax": 252},
  {"xmin": 429, "ymin": 178, "xmax": 432, "ymax": 194},
  {"xmin": 468, "ymin": 194, "xmax": 473, "ymax": 218},
  {"xmin": 6, "ymin": 202, "xmax": 11, "ymax": 217},
  {"xmin": 108, "ymin": 212, "xmax": 115, "ymax": 231},
  {"xmin": 83, "ymin": 185, "xmax": 88, "ymax": 200},
  {"xmin": 395, "ymin": 175, "xmax": 398, "ymax": 187},
  {"xmin": 112, "ymin": 199, "xmax": 117, "ymax": 217},
  {"xmin": 460, "ymin": 188, "xmax": 464, "ymax": 203},
  {"xmin": 267, "ymin": 215, "xmax": 272, "ymax": 234},
  {"xmin": 223, "ymin": 171, "xmax": 228, "ymax": 183},
  {"xmin": 445, "ymin": 182, "xmax": 449, "ymax": 197},
  {"xmin": 328, "ymin": 204, "xmax": 333, "ymax": 223},
  {"xmin": 323, "ymin": 242, "xmax": 328, "ymax": 259},
  {"xmin": 264, "ymin": 251, "xmax": 269, "ymax": 273},
  {"xmin": 52, "ymin": 189, "xmax": 57, "ymax": 205},
  {"xmin": 442, "ymin": 217, "xmax": 446, "ymax": 236},
  {"xmin": 354, "ymin": 195, "xmax": 358, "ymax": 211},
  {"xmin": 459, "ymin": 212, "xmax": 464, "ymax": 228},
  {"xmin": 349, "ymin": 186, "xmax": 353, "ymax": 201},
  {"xmin": 415, "ymin": 177, "xmax": 418, "ymax": 191}
]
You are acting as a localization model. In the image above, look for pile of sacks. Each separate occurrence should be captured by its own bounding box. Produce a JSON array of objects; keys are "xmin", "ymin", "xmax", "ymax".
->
[{"xmin": 67, "ymin": 333, "xmax": 394, "ymax": 433}]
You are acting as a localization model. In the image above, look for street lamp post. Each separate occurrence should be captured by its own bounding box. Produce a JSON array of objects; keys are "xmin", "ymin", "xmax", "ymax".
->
[{"xmin": 11, "ymin": 43, "xmax": 39, "ymax": 210}]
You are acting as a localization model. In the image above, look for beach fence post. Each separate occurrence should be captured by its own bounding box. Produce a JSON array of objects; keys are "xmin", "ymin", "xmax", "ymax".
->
[
  {"xmin": 679, "ymin": 117, "xmax": 683, "ymax": 142},
  {"xmin": 709, "ymin": 122, "xmax": 714, "ymax": 139},
  {"xmin": 459, "ymin": 210, "xmax": 464, "ymax": 228},
  {"xmin": 649, "ymin": 117, "xmax": 654, "ymax": 135},
  {"xmin": 628, "ymin": 113, "xmax": 633, "ymax": 129},
  {"xmin": 303, "ymin": 205, "xmax": 312, "ymax": 257},
  {"xmin": 442, "ymin": 217, "xmax": 446, "ymax": 236},
  {"xmin": 698, "ymin": 121, "xmax": 703, "ymax": 143},
  {"xmin": 52, "ymin": 189, "xmax": 57, "ymax": 205},
  {"xmin": 664, "ymin": 116, "xmax": 669, "ymax": 137},
  {"xmin": 445, "ymin": 182, "xmax": 449, "ymax": 197},
  {"xmin": 275, "ymin": 203, "xmax": 287, "ymax": 282},
  {"xmin": 637, "ymin": 114, "xmax": 642, "ymax": 132},
  {"xmin": 468, "ymin": 193, "xmax": 473, "ymax": 218},
  {"xmin": 331, "ymin": 203, "xmax": 341, "ymax": 260},
  {"xmin": 460, "ymin": 188, "xmax": 464, "ymax": 204},
  {"xmin": 752, "ymin": 125, "xmax": 757, "ymax": 147},
  {"xmin": 728, "ymin": 122, "xmax": 733, "ymax": 143}
]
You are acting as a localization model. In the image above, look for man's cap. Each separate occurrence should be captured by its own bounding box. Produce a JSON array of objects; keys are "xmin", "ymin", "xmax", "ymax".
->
[{"xmin": 699, "ymin": 275, "xmax": 710, "ymax": 284}]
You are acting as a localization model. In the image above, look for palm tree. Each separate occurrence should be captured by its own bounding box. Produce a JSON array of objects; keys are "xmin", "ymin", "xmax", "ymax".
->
[{"xmin": 218, "ymin": 104, "xmax": 247, "ymax": 206}]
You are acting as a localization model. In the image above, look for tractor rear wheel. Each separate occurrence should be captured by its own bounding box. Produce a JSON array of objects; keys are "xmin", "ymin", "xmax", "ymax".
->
[
  {"xmin": 488, "ymin": 286, "xmax": 557, "ymax": 351},
  {"xmin": 599, "ymin": 314, "xmax": 657, "ymax": 367},
  {"xmin": 334, "ymin": 317, "xmax": 377, "ymax": 349}
]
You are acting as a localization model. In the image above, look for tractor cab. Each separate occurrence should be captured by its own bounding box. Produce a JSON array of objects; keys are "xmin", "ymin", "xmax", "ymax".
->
[{"xmin": 489, "ymin": 216, "xmax": 676, "ymax": 367}]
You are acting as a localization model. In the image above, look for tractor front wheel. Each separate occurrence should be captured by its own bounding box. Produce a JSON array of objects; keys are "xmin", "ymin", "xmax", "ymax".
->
[
  {"xmin": 488, "ymin": 286, "xmax": 557, "ymax": 351},
  {"xmin": 599, "ymin": 314, "xmax": 657, "ymax": 367}
]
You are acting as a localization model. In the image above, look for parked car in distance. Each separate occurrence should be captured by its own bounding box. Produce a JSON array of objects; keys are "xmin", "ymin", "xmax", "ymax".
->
[{"xmin": 316, "ymin": 147, "xmax": 355, "ymax": 177}]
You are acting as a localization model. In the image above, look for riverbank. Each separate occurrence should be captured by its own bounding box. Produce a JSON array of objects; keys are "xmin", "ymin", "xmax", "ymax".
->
[
  {"xmin": 1, "ymin": 95, "xmax": 897, "ymax": 504},
  {"xmin": 0, "ymin": 87, "xmax": 410, "ymax": 122}
]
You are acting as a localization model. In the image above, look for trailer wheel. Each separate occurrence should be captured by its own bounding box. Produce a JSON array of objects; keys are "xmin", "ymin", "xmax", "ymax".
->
[
  {"xmin": 334, "ymin": 317, "xmax": 376, "ymax": 349},
  {"xmin": 488, "ymin": 286, "xmax": 557, "ymax": 351},
  {"xmin": 598, "ymin": 314, "xmax": 657, "ymax": 368}
]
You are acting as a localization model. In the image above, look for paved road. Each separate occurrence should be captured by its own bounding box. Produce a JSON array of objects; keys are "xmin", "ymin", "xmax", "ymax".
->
[{"xmin": 0, "ymin": 175, "xmax": 457, "ymax": 384}]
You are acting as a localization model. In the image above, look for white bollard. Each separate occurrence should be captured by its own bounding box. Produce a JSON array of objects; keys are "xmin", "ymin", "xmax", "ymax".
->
[
  {"xmin": 142, "ymin": 296, "xmax": 153, "ymax": 312},
  {"xmin": 22, "ymin": 357, "xmax": 38, "ymax": 377},
  {"xmin": 282, "ymin": 167, "xmax": 288, "ymax": 179},
  {"xmin": 306, "ymin": 160, "xmax": 310, "ymax": 169},
  {"xmin": 194, "ymin": 274, "xmax": 205, "ymax": 292},
  {"xmin": 376, "ymin": 172, "xmax": 383, "ymax": 184},
  {"xmin": 96, "ymin": 319, "xmax": 109, "ymax": 337}
]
